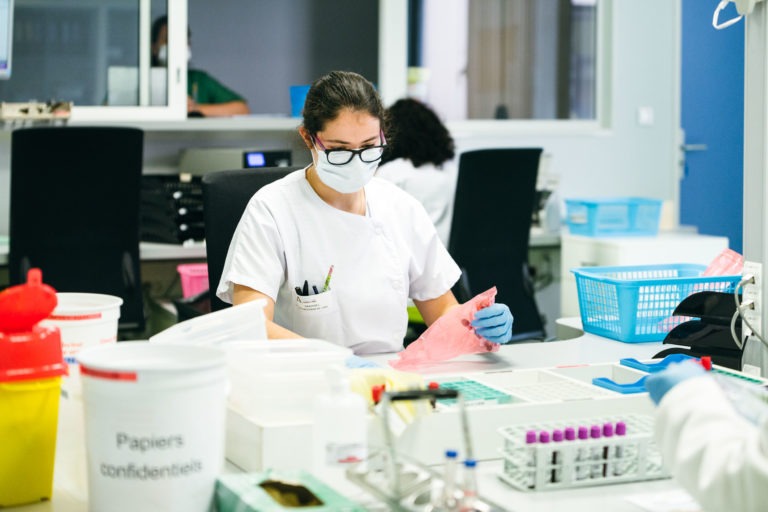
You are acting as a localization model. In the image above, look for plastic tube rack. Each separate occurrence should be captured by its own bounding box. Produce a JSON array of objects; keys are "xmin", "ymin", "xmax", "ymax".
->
[{"xmin": 497, "ymin": 414, "xmax": 667, "ymax": 491}]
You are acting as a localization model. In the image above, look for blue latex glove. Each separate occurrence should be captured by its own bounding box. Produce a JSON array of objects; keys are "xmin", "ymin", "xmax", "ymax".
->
[
  {"xmin": 645, "ymin": 360, "xmax": 706, "ymax": 405},
  {"xmin": 471, "ymin": 303, "xmax": 513, "ymax": 344},
  {"xmin": 345, "ymin": 355, "xmax": 382, "ymax": 369}
]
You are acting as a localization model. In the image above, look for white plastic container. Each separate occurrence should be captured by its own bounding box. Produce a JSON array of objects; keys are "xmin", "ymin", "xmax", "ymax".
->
[
  {"xmin": 312, "ymin": 366, "xmax": 368, "ymax": 491},
  {"xmin": 225, "ymin": 339, "xmax": 352, "ymax": 422},
  {"xmin": 41, "ymin": 292, "xmax": 123, "ymax": 365},
  {"xmin": 77, "ymin": 342, "xmax": 228, "ymax": 512}
]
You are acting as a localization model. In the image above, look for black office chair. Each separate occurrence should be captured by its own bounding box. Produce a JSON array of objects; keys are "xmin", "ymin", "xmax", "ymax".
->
[
  {"xmin": 448, "ymin": 148, "xmax": 546, "ymax": 341},
  {"xmin": 9, "ymin": 126, "xmax": 146, "ymax": 333},
  {"xmin": 202, "ymin": 167, "xmax": 300, "ymax": 311}
]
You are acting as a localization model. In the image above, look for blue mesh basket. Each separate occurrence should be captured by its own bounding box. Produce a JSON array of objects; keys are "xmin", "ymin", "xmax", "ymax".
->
[
  {"xmin": 572, "ymin": 263, "xmax": 741, "ymax": 342},
  {"xmin": 565, "ymin": 197, "xmax": 662, "ymax": 236}
]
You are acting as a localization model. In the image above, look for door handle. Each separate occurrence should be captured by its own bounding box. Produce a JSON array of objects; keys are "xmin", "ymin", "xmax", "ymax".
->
[{"xmin": 680, "ymin": 144, "xmax": 707, "ymax": 152}]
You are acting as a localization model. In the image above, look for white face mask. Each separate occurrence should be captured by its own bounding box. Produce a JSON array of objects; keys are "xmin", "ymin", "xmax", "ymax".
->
[
  {"xmin": 313, "ymin": 148, "xmax": 378, "ymax": 194},
  {"xmin": 156, "ymin": 45, "xmax": 191, "ymax": 65}
]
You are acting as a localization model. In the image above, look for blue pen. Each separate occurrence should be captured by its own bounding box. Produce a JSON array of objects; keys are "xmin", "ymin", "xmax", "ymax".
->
[{"xmin": 313, "ymin": 285, "xmax": 319, "ymax": 295}]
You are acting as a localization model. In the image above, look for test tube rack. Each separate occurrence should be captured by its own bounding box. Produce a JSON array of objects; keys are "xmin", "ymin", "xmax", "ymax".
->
[{"xmin": 497, "ymin": 413, "xmax": 667, "ymax": 491}]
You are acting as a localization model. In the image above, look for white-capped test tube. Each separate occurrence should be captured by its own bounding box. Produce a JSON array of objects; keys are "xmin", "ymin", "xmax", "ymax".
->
[
  {"xmin": 575, "ymin": 426, "xmax": 590, "ymax": 480},
  {"xmin": 614, "ymin": 421, "xmax": 627, "ymax": 476},
  {"xmin": 525, "ymin": 430, "xmax": 537, "ymax": 489},
  {"xmin": 589, "ymin": 425, "xmax": 602, "ymax": 479}
]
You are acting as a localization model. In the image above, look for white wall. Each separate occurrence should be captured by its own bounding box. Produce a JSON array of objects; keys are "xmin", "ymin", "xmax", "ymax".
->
[{"xmin": 0, "ymin": 0, "xmax": 681, "ymax": 236}]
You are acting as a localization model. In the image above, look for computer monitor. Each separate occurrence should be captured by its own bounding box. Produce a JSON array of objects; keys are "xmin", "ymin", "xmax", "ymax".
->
[
  {"xmin": 0, "ymin": 0, "xmax": 13, "ymax": 80},
  {"xmin": 106, "ymin": 66, "xmax": 167, "ymax": 106},
  {"xmin": 242, "ymin": 150, "xmax": 292, "ymax": 168}
]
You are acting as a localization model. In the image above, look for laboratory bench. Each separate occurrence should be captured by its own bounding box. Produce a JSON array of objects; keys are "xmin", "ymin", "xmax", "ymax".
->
[{"xmin": 9, "ymin": 330, "xmax": 698, "ymax": 512}]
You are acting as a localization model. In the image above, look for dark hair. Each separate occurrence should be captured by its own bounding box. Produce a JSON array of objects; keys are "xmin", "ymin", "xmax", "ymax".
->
[
  {"xmin": 302, "ymin": 71, "xmax": 388, "ymax": 137},
  {"xmin": 379, "ymin": 98, "xmax": 455, "ymax": 168},
  {"xmin": 150, "ymin": 16, "xmax": 191, "ymax": 67}
]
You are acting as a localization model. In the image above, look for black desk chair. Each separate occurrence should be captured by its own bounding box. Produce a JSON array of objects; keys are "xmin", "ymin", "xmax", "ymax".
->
[
  {"xmin": 202, "ymin": 167, "xmax": 300, "ymax": 312},
  {"xmin": 448, "ymin": 148, "xmax": 546, "ymax": 341},
  {"xmin": 9, "ymin": 126, "xmax": 146, "ymax": 333}
]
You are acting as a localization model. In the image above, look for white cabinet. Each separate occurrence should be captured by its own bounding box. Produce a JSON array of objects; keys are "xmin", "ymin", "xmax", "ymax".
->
[{"xmin": 560, "ymin": 232, "xmax": 729, "ymax": 317}]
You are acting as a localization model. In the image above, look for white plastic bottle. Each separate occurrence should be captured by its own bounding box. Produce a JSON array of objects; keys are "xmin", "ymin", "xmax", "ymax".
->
[{"xmin": 312, "ymin": 366, "xmax": 368, "ymax": 491}]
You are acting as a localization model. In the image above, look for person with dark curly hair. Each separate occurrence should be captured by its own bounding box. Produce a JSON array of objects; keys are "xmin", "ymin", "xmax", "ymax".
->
[{"xmin": 377, "ymin": 98, "xmax": 456, "ymax": 245}]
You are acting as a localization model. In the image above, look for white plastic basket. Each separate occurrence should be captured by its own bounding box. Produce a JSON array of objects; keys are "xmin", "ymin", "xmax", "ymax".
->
[{"xmin": 497, "ymin": 414, "xmax": 669, "ymax": 491}]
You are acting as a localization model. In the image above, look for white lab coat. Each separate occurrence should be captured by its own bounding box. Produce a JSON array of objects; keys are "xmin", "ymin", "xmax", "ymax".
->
[
  {"xmin": 217, "ymin": 168, "xmax": 461, "ymax": 354},
  {"xmin": 376, "ymin": 157, "xmax": 456, "ymax": 247},
  {"xmin": 654, "ymin": 375, "xmax": 768, "ymax": 512}
]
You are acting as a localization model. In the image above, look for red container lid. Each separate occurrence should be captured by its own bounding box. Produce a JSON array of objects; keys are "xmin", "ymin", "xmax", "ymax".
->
[{"xmin": 0, "ymin": 269, "xmax": 67, "ymax": 382}]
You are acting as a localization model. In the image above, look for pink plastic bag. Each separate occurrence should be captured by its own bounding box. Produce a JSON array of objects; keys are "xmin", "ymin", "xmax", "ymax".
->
[
  {"xmin": 389, "ymin": 287, "xmax": 500, "ymax": 371},
  {"xmin": 702, "ymin": 248, "xmax": 744, "ymax": 276}
]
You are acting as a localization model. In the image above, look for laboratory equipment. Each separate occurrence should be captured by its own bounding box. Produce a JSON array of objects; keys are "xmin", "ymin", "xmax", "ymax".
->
[
  {"xmin": 347, "ymin": 387, "xmax": 506, "ymax": 511},
  {"xmin": 498, "ymin": 414, "xmax": 668, "ymax": 491}
]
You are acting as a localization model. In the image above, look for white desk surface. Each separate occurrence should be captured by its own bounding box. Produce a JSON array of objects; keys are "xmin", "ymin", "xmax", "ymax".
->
[
  {"xmin": 0, "ymin": 240, "xmax": 206, "ymax": 266},
  {"xmin": 5, "ymin": 331, "xmax": 695, "ymax": 512},
  {"xmin": 0, "ymin": 231, "xmax": 557, "ymax": 267}
]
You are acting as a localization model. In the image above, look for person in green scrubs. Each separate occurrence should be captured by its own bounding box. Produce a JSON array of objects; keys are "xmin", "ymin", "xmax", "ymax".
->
[{"xmin": 151, "ymin": 16, "xmax": 250, "ymax": 117}]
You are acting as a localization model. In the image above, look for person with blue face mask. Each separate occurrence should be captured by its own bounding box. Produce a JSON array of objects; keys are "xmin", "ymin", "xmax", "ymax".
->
[{"xmin": 217, "ymin": 70, "xmax": 513, "ymax": 360}]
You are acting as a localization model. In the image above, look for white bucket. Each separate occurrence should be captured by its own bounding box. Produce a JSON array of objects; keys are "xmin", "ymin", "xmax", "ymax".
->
[
  {"xmin": 41, "ymin": 292, "xmax": 123, "ymax": 365},
  {"xmin": 77, "ymin": 342, "xmax": 228, "ymax": 512}
]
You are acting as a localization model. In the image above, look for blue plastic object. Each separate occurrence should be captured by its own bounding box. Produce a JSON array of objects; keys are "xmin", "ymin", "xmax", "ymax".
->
[
  {"xmin": 565, "ymin": 197, "xmax": 662, "ymax": 237},
  {"xmin": 345, "ymin": 355, "xmax": 381, "ymax": 369},
  {"xmin": 620, "ymin": 354, "xmax": 695, "ymax": 373},
  {"xmin": 572, "ymin": 263, "xmax": 741, "ymax": 343},
  {"xmin": 591, "ymin": 375, "xmax": 648, "ymax": 394}
]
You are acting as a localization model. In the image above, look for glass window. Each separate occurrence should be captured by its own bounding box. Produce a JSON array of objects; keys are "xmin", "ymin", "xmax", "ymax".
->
[
  {"xmin": 407, "ymin": 0, "xmax": 598, "ymax": 121},
  {"xmin": 0, "ymin": 0, "xmax": 186, "ymax": 120}
]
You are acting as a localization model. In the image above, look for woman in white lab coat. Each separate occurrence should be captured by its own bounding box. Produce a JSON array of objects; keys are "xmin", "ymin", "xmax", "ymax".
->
[
  {"xmin": 646, "ymin": 360, "xmax": 768, "ymax": 512},
  {"xmin": 217, "ymin": 71, "xmax": 513, "ymax": 357},
  {"xmin": 376, "ymin": 98, "xmax": 457, "ymax": 246}
]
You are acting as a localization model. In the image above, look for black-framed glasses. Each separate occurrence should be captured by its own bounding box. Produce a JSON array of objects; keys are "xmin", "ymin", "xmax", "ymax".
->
[{"xmin": 313, "ymin": 134, "xmax": 387, "ymax": 166}]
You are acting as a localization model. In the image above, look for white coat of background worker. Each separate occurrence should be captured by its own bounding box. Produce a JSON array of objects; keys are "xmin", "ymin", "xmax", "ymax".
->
[
  {"xmin": 645, "ymin": 360, "xmax": 768, "ymax": 512},
  {"xmin": 216, "ymin": 71, "xmax": 513, "ymax": 364}
]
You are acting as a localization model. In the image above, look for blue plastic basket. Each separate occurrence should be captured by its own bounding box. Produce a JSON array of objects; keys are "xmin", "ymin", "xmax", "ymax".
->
[
  {"xmin": 565, "ymin": 197, "xmax": 662, "ymax": 236},
  {"xmin": 572, "ymin": 263, "xmax": 741, "ymax": 342}
]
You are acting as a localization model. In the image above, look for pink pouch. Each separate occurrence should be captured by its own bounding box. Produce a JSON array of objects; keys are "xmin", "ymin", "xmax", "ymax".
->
[
  {"xmin": 389, "ymin": 287, "xmax": 500, "ymax": 371},
  {"xmin": 702, "ymin": 248, "xmax": 744, "ymax": 276}
]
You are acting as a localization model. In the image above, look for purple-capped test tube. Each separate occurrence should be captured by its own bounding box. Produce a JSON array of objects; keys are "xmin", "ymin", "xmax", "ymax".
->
[
  {"xmin": 564, "ymin": 427, "xmax": 576, "ymax": 441},
  {"xmin": 589, "ymin": 425, "xmax": 602, "ymax": 479},
  {"xmin": 602, "ymin": 423, "xmax": 614, "ymax": 476},
  {"xmin": 575, "ymin": 426, "xmax": 589, "ymax": 480},
  {"xmin": 614, "ymin": 421, "xmax": 627, "ymax": 476},
  {"xmin": 525, "ymin": 430, "xmax": 537, "ymax": 489},
  {"xmin": 551, "ymin": 429, "xmax": 564, "ymax": 483}
]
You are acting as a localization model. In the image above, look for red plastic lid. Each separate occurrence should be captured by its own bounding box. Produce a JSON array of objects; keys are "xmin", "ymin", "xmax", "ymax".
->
[
  {"xmin": 0, "ymin": 325, "xmax": 67, "ymax": 382},
  {"xmin": 0, "ymin": 269, "xmax": 66, "ymax": 382},
  {"xmin": 0, "ymin": 268, "xmax": 58, "ymax": 332}
]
